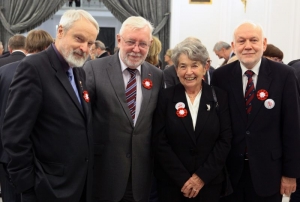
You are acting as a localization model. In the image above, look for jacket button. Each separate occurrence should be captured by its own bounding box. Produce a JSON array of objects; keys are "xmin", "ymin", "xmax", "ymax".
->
[
  {"xmin": 246, "ymin": 131, "xmax": 250, "ymax": 135},
  {"xmin": 85, "ymin": 158, "xmax": 89, "ymax": 162},
  {"xmin": 126, "ymin": 153, "xmax": 131, "ymax": 158},
  {"xmin": 190, "ymin": 149, "xmax": 195, "ymax": 156}
]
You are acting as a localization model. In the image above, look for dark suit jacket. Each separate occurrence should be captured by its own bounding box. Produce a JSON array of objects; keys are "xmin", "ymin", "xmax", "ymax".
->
[
  {"xmin": 1, "ymin": 46, "xmax": 94, "ymax": 202},
  {"xmin": 97, "ymin": 51, "xmax": 109, "ymax": 58},
  {"xmin": 0, "ymin": 51, "xmax": 10, "ymax": 59},
  {"xmin": 211, "ymin": 58, "xmax": 300, "ymax": 196},
  {"xmin": 0, "ymin": 61, "xmax": 23, "ymax": 164},
  {"xmin": 0, "ymin": 51, "xmax": 25, "ymax": 67},
  {"xmin": 152, "ymin": 82, "xmax": 232, "ymax": 193},
  {"xmin": 83, "ymin": 53, "xmax": 163, "ymax": 201}
]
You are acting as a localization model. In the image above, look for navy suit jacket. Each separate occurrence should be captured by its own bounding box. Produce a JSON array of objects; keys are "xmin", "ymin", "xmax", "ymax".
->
[
  {"xmin": 152, "ymin": 82, "xmax": 232, "ymax": 190},
  {"xmin": 0, "ymin": 51, "xmax": 25, "ymax": 67},
  {"xmin": 211, "ymin": 58, "xmax": 300, "ymax": 196},
  {"xmin": 0, "ymin": 61, "xmax": 23, "ymax": 164},
  {"xmin": 1, "ymin": 46, "xmax": 94, "ymax": 202}
]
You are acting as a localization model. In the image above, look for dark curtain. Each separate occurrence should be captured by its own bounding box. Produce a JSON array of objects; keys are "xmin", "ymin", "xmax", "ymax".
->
[
  {"xmin": 97, "ymin": 27, "xmax": 115, "ymax": 55},
  {"xmin": 101, "ymin": 0, "xmax": 170, "ymax": 68},
  {"xmin": 0, "ymin": 0, "xmax": 67, "ymax": 50}
]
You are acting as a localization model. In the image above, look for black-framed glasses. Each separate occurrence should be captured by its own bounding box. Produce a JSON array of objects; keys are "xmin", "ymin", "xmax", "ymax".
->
[{"xmin": 120, "ymin": 36, "xmax": 150, "ymax": 49}]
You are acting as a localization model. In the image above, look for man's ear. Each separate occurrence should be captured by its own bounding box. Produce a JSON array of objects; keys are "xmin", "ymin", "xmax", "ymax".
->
[{"xmin": 57, "ymin": 25, "xmax": 64, "ymax": 39}]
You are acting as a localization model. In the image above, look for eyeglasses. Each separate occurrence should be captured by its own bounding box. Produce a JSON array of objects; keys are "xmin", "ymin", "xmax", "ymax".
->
[{"xmin": 120, "ymin": 36, "xmax": 150, "ymax": 49}]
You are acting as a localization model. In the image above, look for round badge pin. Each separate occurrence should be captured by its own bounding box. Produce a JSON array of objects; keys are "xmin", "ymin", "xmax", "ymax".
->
[
  {"xmin": 257, "ymin": 89, "xmax": 268, "ymax": 101},
  {"xmin": 176, "ymin": 108, "xmax": 188, "ymax": 118},
  {"xmin": 175, "ymin": 102, "xmax": 185, "ymax": 110},
  {"xmin": 264, "ymin": 99, "xmax": 275, "ymax": 109}
]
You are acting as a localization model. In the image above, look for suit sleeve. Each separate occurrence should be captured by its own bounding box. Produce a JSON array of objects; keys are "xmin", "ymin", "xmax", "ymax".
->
[
  {"xmin": 281, "ymin": 69, "xmax": 300, "ymax": 177},
  {"xmin": 152, "ymin": 90, "xmax": 191, "ymax": 187},
  {"xmin": 195, "ymin": 90, "xmax": 232, "ymax": 184},
  {"xmin": 1, "ymin": 60, "xmax": 42, "ymax": 193}
]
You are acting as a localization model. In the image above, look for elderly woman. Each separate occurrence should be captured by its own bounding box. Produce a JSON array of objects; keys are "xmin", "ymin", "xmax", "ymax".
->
[{"xmin": 152, "ymin": 40, "xmax": 232, "ymax": 202}]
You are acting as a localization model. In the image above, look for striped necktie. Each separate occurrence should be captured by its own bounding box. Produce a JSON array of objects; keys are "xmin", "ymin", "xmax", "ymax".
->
[
  {"xmin": 125, "ymin": 68, "xmax": 137, "ymax": 120},
  {"xmin": 245, "ymin": 70, "xmax": 255, "ymax": 114}
]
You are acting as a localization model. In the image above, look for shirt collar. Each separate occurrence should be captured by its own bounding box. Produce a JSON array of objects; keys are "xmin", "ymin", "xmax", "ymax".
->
[
  {"xmin": 240, "ymin": 58, "xmax": 261, "ymax": 76},
  {"xmin": 52, "ymin": 43, "xmax": 70, "ymax": 71},
  {"xmin": 118, "ymin": 51, "xmax": 141, "ymax": 74}
]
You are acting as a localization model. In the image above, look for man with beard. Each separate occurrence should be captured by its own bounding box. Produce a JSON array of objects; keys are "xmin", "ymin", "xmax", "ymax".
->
[
  {"xmin": 1, "ymin": 9, "xmax": 98, "ymax": 202},
  {"xmin": 83, "ymin": 16, "xmax": 163, "ymax": 202}
]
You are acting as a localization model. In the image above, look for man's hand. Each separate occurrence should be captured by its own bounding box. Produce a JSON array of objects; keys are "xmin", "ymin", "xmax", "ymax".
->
[{"xmin": 280, "ymin": 176, "xmax": 296, "ymax": 196}]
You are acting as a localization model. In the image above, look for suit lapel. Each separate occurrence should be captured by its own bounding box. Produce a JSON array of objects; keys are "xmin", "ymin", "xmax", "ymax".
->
[
  {"xmin": 135, "ymin": 64, "xmax": 152, "ymax": 127},
  {"xmin": 46, "ymin": 46, "xmax": 84, "ymax": 116},
  {"xmin": 230, "ymin": 62, "xmax": 248, "ymax": 125},
  {"xmin": 194, "ymin": 83, "xmax": 214, "ymax": 140},
  {"xmin": 73, "ymin": 68, "xmax": 88, "ymax": 119},
  {"xmin": 247, "ymin": 58, "xmax": 272, "ymax": 127},
  {"xmin": 173, "ymin": 84, "xmax": 196, "ymax": 145},
  {"xmin": 106, "ymin": 55, "xmax": 133, "ymax": 125}
]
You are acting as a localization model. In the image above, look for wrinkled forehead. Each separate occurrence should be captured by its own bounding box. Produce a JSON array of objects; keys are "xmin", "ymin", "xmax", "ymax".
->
[
  {"xmin": 233, "ymin": 23, "xmax": 263, "ymax": 39},
  {"xmin": 123, "ymin": 26, "xmax": 152, "ymax": 40}
]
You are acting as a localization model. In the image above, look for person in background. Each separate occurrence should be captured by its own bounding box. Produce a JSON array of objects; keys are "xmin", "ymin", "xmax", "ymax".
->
[
  {"xmin": 212, "ymin": 21, "xmax": 300, "ymax": 202},
  {"xmin": 145, "ymin": 36, "xmax": 162, "ymax": 68},
  {"xmin": 0, "ymin": 34, "xmax": 26, "ymax": 67},
  {"xmin": 0, "ymin": 41, "xmax": 10, "ymax": 58},
  {"xmin": 213, "ymin": 41, "xmax": 235, "ymax": 66},
  {"xmin": 0, "ymin": 41, "xmax": 4, "ymax": 55},
  {"xmin": 1, "ymin": 9, "xmax": 98, "ymax": 202},
  {"xmin": 263, "ymin": 44, "xmax": 284, "ymax": 63},
  {"xmin": 83, "ymin": 16, "xmax": 163, "ymax": 202},
  {"xmin": 0, "ymin": 29, "xmax": 53, "ymax": 202},
  {"xmin": 105, "ymin": 47, "xmax": 112, "ymax": 55},
  {"xmin": 94, "ymin": 40, "xmax": 109, "ymax": 58},
  {"xmin": 164, "ymin": 48, "xmax": 174, "ymax": 69},
  {"xmin": 153, "ymin": 39, "xmax": 232, "ymax": 202}
]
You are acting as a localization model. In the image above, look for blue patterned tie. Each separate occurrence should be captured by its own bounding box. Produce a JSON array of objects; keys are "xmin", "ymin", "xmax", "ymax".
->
[
  {"xmin": 66, "ymin": 68, "xmax": 81, "ymax": 104},
  {"xmin": 245, "ymin": 70, "xmax": 255, "ymax": 114},
  {"xmin": 125, "ymin": 68, "xmax": 137, "ymax": 120}
]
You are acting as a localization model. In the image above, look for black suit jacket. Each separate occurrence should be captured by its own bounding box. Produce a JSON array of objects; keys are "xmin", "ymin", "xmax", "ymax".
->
[
  {"xmin": 152, "ymin": 82, "xmax": 232, "ymax": 191},
  {"xmin": 211, "ymin": 58, "xmax": 300, "ymax": 196},
  {"xmin": 0, "ymin": 61, "xmax": 23, "ymax": 164},
  {"xmin": 0, "ymin": 51, "xmax": 25, "ymax": 67},
  {"xmin": 1, "ymin": 46, "xmax": 94, "ymax": 202},
  {"xmin": 97, "ymin": 51, "xmax": 109, "ymax": 58}
]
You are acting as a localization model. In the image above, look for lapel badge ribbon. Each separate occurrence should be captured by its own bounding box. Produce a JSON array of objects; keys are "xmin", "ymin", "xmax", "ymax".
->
[
  {"xmin": 142, "ymin": 78, "xmax": 153, "ymax": 90},
  {"xmin": 175, "ymin": 102, "xmax": 187, "ymax": 118},
  {"xmin": 82, "ymin": 90, "xmax": 90, "ymax": 103},
  {"xmin": 257, "ymin": 89, "xmax": 268, "ymax": 101}
]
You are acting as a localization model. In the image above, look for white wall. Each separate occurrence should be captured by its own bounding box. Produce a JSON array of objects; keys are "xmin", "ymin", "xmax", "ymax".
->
[{"xmin": 170, "ymin": 0, "xmax": 300, "ymax": 67}]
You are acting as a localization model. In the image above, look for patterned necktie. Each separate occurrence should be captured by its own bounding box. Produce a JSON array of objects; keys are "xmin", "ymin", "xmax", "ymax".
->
[
  {"xmin": 125, "ymin": 68, "xmax": 137, "ymax": 120},
  {"xmin": 66, "ymin": 68, "xmax": 81, "ymax": 104},
  {"xmin": 245, "ymin": 70, "xmax": 255, "ymax": 114}
]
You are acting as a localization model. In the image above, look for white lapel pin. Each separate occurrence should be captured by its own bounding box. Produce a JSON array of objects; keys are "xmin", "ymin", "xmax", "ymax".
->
[{"xmin": 206, "ymin": 104, "xmax": 211, "ymax": 111}]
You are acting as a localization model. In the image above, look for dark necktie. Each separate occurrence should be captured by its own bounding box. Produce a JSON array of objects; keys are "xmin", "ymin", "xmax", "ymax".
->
[
  {"xmin": 245, "ymin": 70, "xmax": 255, "ymax": 114},
  {"xmin": 125, "ymin": 68, "xmax": 137, "ymax": 121}
]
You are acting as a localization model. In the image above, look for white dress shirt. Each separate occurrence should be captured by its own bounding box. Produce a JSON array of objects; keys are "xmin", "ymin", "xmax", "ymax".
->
[
  {"xmin": 241, "ymin": 59, "xmax": 261, "ymax": 95},
  {"xmin": 185, "ymin": 90, "xmax": 202, "ymax": 130},
  {"xmin": 119, "ymin": 53, "xmax": 143, "ymax": 126}
]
